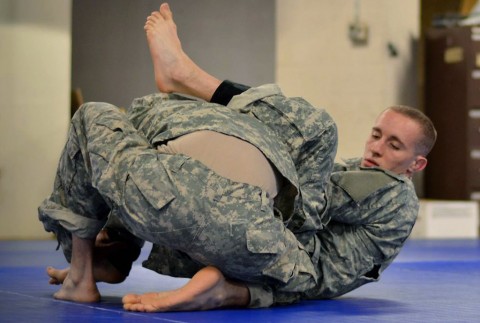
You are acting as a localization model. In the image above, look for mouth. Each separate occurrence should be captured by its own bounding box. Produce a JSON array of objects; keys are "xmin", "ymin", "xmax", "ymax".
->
[{"xmin": 362, "ymin": 158, "xmax": 379, "ymax": 167}]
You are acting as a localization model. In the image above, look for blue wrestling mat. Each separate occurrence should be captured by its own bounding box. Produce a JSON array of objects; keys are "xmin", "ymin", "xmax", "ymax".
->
[{"xmin": 0, "ymin": 239, "xmax": 479, "ymax": 322}]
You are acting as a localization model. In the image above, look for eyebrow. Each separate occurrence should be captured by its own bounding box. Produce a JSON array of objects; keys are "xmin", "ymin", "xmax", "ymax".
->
[{"xmin": 372, "ymin": 127, "xmax": 406, "ymax": 148}]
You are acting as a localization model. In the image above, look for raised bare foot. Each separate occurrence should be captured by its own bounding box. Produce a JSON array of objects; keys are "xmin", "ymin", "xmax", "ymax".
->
[
  {"xmin": 122, "ymin": 266, "xmax": 249, "ymax": 312},
  {"xmin": 144, "ymin": 3, "xmax": 194, "ymax": 93},
  {"xmin": 144, "ymin": 3, "xmax": 221, "ymax": 100}
]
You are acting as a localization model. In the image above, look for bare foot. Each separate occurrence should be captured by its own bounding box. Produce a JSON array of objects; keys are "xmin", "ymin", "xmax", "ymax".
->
[
  {"xmin": 144, "ymin": 3, "xmax": 195, "ymax": 93},
  {"xmin": 52, "ymin": 235, "xmax": 100, "ymax": 303},
  {"xmin": 53, "ymin": 272, "xmax": 100, "ymax": 303},
  {"xmin": 47, "ymin": 229, "xmax": 139, "ymax": 285},
  {"xmin": 122, "ymin": 266, "xmax": 250, "ymax": 312},
  {"xmin": 47, "ymin": 258, "xmax": 125, "ymax": 285},
  {"xmin": 144, "ymin": 3, "xmax": 221, "ymax": 101},
  {"xmin": 47, "ymin": 266, "xmax": 68, "ymax": 285}
]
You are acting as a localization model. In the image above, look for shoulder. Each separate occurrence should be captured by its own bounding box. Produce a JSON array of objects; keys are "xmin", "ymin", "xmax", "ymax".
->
[{"xmin": 330, "ymin": 165, "xmax": 415, "ymax": 204}]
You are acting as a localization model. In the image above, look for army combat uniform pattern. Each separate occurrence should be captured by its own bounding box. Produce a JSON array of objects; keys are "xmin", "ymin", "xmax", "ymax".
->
[
  {"xmin": 123, "ymin": 84, "xmax": 419, "ymax": 307},
  {"xmin": 38, "ymin": 84, "xmax": 418, "ymax": 308},
  {"xmin": 38, "ymin": 84, "xmax": 338, "ymax": 301},
  {"xmin": 263, "ymin": 158, "xmax": 419, "ymax": 306},
  {"xmin": 135, "ymin": 85, "xmax": 419, "ymax": 307}
]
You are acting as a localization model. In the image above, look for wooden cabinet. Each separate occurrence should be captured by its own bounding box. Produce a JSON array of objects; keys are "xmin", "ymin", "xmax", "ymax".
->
[{"xmin": 424, "ymin": 26, "xmax": 480, "ymax": 200}]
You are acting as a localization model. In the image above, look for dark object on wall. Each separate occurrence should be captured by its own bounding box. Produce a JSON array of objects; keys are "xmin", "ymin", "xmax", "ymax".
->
[{"xmin": 424, "ymin": 25, "xmax": 480, "ymax": 200}]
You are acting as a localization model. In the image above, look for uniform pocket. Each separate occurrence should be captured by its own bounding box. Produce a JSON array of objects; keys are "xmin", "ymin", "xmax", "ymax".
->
[
  {"xmin": 88, "ymin": 117, "xmax": 133, "ymax": 162},
  {"xmin": 245, "ymin": 226, "xmax": 296, "ymax": 284},
  {"xmin": 127, "ymin": 152, "xmax": 176, "ymax": 210}
]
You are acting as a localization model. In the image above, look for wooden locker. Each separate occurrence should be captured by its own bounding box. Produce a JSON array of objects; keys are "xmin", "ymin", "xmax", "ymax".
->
[{"xmin": 424, "ymin": 26, "xmax": 480, "ymax": 200}]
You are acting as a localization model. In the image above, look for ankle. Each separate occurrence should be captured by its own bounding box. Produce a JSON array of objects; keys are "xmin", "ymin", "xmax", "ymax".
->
[
  {"xmin": 66, "ymin": 266, "xmax": 94, "ymax": 285},
  {"xmin": 169, "ymin": 54, "xmax": 199, "ymax": 91},
  {"xmin": 224, "ymin": 280, "xmax": 250, "ymax": 307}
]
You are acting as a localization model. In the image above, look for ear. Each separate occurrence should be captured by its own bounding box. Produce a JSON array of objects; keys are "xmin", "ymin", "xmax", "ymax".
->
[{"xmin": 409, "ymin": 156, "xmax": 428, "ymax": 174}]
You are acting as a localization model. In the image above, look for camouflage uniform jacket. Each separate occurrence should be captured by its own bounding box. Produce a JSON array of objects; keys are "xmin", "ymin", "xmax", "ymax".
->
[
  {"xmin": 128, "ymin": 84, "xmax": 339, "ymax": 307},
  {"xmin": 127, "ymin": 85, "xmax": 417, "ymax": 307},
  {"xmin": 128, "ymin": 84, "xmax": 337, "ymax": 238},
  {"xmin": 269, "ymin": 157, "xmax": 419, "ymax": 306}
]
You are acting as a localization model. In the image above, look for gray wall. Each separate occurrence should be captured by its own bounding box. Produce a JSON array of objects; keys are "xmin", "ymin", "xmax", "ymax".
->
[{"xmin": 72, "ymin": 0, "xmax": 275, "ymax": 108}]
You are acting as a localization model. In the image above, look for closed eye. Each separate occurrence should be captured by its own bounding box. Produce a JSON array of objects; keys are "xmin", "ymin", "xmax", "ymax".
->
[
  {"xmin": 390, "ymin": 143, "xmax": 400, "ymax": 150},
  {"xmin": 371, "ymin": 129, "xmax": 381, "ymax": 139}
]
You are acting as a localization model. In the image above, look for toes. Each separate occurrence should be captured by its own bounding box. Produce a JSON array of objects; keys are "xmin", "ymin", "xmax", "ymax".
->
[
  {"xmin": 124, "ymin": 303, "xmax": 139, "ymax": 311},
  {"xmin": 46, "ymin": 266, "xmax": 69, "ymax": 285},
  {"xmin": 46, "ymin": 266, "xmax": 58, "ymax": 278},
  {"xmin": 122, "ymin": 293, "xmax": 141, "ymax": 304},
  {"xmin": 123, "ymin": 302, "xmax": 149, "ymax": 312},
  {"xmin": 124, "ymin": 302, "xmax": 158, "ymax": 313},
  {"xmin": 47, "ymin": 266, "xmax": 59, "ymax": 277},
  {"xmin": 122, "ymin": 294, "xmax": 162, "ymax": 312},
  {"xmin": 159, "ymin": 3, "xmax": 173, "ymax": 20}
]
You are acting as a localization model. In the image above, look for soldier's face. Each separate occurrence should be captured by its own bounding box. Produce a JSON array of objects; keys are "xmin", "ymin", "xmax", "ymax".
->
[{"xmin": 361, "ymin": 109, "xmax": 427, "ymax": 177}]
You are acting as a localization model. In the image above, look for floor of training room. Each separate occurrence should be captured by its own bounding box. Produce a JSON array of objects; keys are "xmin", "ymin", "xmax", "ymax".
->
[{"xmin": 0, "ymin": 239, "xmax": 479, "ymax": 322}]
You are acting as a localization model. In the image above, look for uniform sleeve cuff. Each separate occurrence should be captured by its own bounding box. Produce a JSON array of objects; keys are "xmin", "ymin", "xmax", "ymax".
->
[
  {"xmin": 210, "ymin": 80, "xmax": 250, "ymax": 106},
  {"xmin": 247, "ymin": 284, "xmax": 274, "ymax": 308}
]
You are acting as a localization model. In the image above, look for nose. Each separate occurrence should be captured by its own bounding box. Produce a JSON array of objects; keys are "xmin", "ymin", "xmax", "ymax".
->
[{"xmin": 369, "ymin": 139, "xmax": 383, "ymax": 157}]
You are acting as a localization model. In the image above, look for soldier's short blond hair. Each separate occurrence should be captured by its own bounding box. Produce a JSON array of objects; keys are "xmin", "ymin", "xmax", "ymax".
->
[{"xmin": 386, "ymin": 105, "xmax": 437, "ymax": 156}]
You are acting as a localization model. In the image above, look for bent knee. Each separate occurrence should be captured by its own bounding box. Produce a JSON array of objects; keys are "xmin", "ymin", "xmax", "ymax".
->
[{"xmin": 72, "ymin": 102, "xmax": 121, "ymax": 126}]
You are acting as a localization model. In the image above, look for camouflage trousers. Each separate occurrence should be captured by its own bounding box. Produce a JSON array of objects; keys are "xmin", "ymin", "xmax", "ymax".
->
[{"xmin": 38, "ymin": 102, "xmax": 317, "ymax": 292}]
